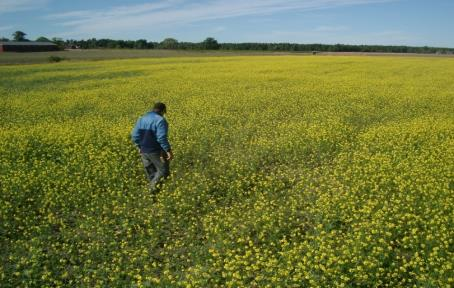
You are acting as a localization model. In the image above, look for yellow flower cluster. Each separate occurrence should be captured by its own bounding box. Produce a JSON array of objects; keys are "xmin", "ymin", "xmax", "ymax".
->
[{"xmin": 1, "ymin": 56, "xmax": 453, "ymax": 287}]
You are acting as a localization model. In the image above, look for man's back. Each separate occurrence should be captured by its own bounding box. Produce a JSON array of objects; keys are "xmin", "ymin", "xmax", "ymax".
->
[{"xmin": 131, "ymin": 111, "xmax": 171, "ymax": 154}]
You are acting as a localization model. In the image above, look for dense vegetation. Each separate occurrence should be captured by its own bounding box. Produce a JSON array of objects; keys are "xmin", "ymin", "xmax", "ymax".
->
[
  {"xmin": 2, "ymin": 31, "xmax": 454, "ymax": 54},
  {"xmin": 62, "ymin": 38, "xmax": 454, "ymax": 54},
  {"xmin": 1, "ymin": 56, "xmax": 453, "ymax": 287}
]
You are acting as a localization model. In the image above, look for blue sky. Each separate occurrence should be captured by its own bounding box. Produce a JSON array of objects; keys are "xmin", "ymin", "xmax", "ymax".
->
[{"xmin": 0, "ymin": 0, "xmax": 453, "ymax": 47}]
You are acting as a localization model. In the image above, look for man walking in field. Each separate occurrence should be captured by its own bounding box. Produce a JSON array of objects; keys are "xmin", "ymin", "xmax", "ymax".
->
[{"xmin": 131, "ymin": 102, "xmax": 173, "ymax": 194}]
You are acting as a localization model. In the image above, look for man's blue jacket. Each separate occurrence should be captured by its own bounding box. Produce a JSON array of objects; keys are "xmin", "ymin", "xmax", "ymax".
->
[{"xmin": 131, "ymin": 111, "xmax": 171, "ymax": 153}]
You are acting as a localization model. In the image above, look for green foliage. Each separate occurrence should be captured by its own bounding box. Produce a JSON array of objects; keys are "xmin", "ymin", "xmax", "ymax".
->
[
  {"xmin": 12, "ymin": 31, "xmax": 27, "ymax": 42},
  {"xmin": 159, "ymin": 38, "xmax": 179, "ymax": 49},
  {"xmin": 64, "ymin": 38, "xmax": 454, "ymax": 53},
  {"xmin": 8, "ymin": 31, "xmax": 454, "ymax": 53},
  {"xmin": 51, "ymin": 37, "xmax": 65, "ymax": 50},
  {"xmin": 0, "ymin": 56, "xmax": 453, "ymax": 287},
  {"xmin": 36, "ymin": 36, "xmax": 51, "ymax": 42},
  {"xmin": 17, "ymin": 33, "xmax": 450, "ymax": 53},
  {"xmin": 48, "ymin": 56, "xmax": 65, "ymax": 63},
  {"xmin": 201, "ymin": 37, "xmax": 220, "ymax": 50},
  {"xmin": 134, "ymin": 39, "xmax": 148, "ymax": 49}
]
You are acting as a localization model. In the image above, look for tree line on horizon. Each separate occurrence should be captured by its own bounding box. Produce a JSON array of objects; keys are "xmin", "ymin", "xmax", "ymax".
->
[{"xmin": 1, "ymin": 31, "xmax": 453, "ymax": 54}]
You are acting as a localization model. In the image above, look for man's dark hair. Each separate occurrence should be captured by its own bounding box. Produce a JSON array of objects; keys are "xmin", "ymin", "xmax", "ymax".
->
[{"xmin": 153, "ymin": 102, "xmax": 167, "ymax": 114}]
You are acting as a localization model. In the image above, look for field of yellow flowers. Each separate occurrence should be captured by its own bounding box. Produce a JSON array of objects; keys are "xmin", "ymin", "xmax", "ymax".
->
[{"xmin": 1, "ymin": 55, "xmax": 453, "ymax": 287}]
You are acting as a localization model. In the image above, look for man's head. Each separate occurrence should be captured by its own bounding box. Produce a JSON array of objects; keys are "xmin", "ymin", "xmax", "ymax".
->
[{"xmin": 153, "ymin": 102, "xmax": 167, "ymax": 115}]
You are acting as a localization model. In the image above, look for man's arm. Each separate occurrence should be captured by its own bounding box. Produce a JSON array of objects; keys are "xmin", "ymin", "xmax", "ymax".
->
[
  {"xmin": 131, "ymin": 118, "xmax": 142, "ymax": 148},
  {"xmin": 156, "ymin": 119, "xmax": 172, "ymax": 159}
]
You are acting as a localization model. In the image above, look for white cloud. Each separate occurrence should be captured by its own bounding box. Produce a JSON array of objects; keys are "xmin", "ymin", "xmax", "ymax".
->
[
  {"xmin": 46, "ymin": 1, "xmax": 179, "ymax": 21},
  {"xmin": 0, "ymin": 0, "xmax": 49, "ymax": 14},
  {"xmin": 47, "ymin": 0, "xmax": 395, "ymax": 38}
]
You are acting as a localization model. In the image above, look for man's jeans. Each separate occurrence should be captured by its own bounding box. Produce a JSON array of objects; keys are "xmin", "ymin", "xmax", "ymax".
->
[{"xmin": 140, "ymin": 152, "xmax": 170, "ymax": 193}]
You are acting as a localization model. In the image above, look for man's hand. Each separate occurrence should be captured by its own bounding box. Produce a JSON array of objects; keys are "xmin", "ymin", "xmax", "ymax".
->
[{"xmin": 166, "ymin": 150, "xmax": 174, "ymax": 161}]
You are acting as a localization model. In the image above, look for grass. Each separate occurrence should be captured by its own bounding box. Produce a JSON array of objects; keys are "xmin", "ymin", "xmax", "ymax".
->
[
  {"xmin": 1, "ymin": 49, "xmax": 451, "ymax": 65},
  {"xmin": 0, "ymin": 49, "xmax": 310, "ymax": 65}
]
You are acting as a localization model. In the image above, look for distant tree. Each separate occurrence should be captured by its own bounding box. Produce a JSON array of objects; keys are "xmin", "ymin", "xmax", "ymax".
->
[
  {"xmin": 39, "ymin": 36, "xmax": 454, "ymax": 54},
  {"xmin": 134, "ymin": 39, "xmax": 147, "ymax": 49},
  {"xmin": 159, "ymin": 38, "xmax": 178, "ymax": 49},
  {"xmin": 12, "ymin": 31, "xmax": 27, "ymax": 41},
  {"xmin": 106, "ymin": 41, "xmax": 117, "ymax": 49},
  {"xmin": 0, "ymin": 37, "xmax": 9, "ymax": 42},
  {"xmin": 201, "ymin": 37, "xmax": 220, "ymax": 50},
  {"xmin": 147, "ymin": 41, "xmax": 156, "ymax": 49},
  {"xmin": 51, "ymin": 37, "xmax": 65, "ymax": 50},
  {"xmin": 36, "ymin": 36, "xmax": 51, "ymax": 42}
]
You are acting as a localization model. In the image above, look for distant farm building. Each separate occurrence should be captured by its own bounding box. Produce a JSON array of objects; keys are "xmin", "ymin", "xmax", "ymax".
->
[{"xmin": 0, "ymin": 41, "xmax": 58, "ymax": 52}]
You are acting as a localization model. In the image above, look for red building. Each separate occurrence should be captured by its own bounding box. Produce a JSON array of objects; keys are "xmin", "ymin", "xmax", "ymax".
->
[{"xmin": 0, "ymin": 41, "xmax": 58, "ymax": 52}]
